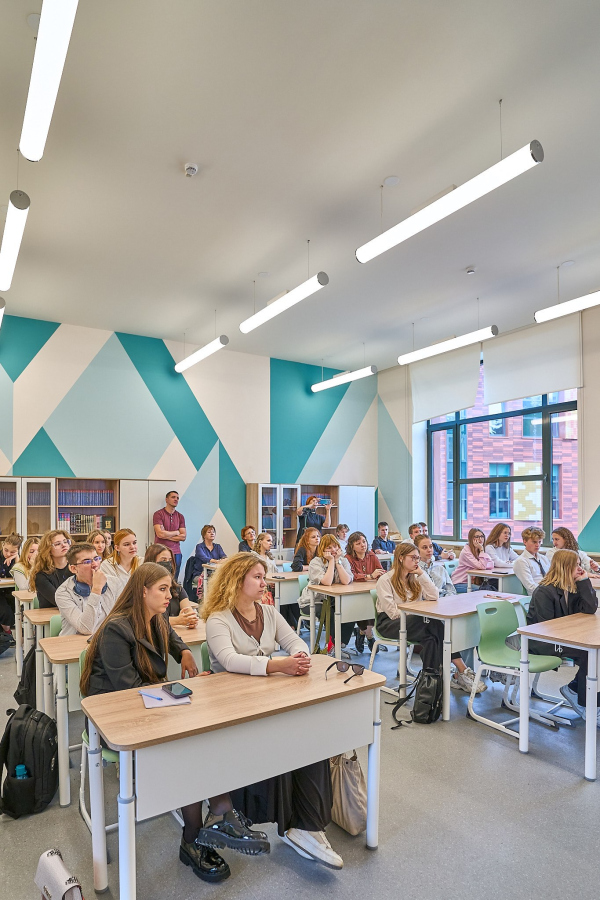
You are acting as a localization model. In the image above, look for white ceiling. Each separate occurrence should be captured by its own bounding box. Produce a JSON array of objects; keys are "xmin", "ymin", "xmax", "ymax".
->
[{"xmin": 1, "ymin": 0, "xmax": 600, "ymax": 371}]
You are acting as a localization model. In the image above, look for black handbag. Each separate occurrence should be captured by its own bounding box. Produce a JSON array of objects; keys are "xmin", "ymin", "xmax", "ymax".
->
[{"xmin": 388, "ymin": 667, "xmax": 443, "ymax": 728}]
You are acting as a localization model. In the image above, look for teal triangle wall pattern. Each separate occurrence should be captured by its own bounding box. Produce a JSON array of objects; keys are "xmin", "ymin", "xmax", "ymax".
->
[
  {"xmin": 270, "ymin": 358, "xmax": 348, "ymax": 483},
  {"xmin": 578, "ymin": 507, "xmax": 600, "ymax": 553},
  {"xmin": 13, "ymin": 428, "xmax": 75, "ymax": 477},
  {"xmin": 115, "ymin": 333, "xmax": 218, "ymax": 471},
  {"xmin": 0, "ymin": 315, "xmax": 60, "ymax": 382}
]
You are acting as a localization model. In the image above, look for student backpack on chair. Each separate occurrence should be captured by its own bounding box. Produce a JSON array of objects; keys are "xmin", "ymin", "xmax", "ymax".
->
[{"xmin": 0, "ymin": 705, "xmax": 59, "ymax": 818}]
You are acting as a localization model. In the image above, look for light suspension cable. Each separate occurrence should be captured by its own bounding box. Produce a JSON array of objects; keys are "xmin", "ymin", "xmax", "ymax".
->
[
  {"xmin": 311, "ymin": 365, "xmax": 377, "ymax": 393},
  {"xmin": 398, "ymin": 325, "xmax": 498, "ymax": 366},
  {"xmin": 0, "ymin": 191, "xmax": 31, "ymax": 291},
  {"xmin": 239, "ymin": 272, "xmax": 329, "ymax": 333},
  {"xmin": 356, "ymin": 141, "xmax": 544, "ymax": 264},
  {"xmin": 174, "ymin": 335, "xmax": 229, "ymax": 373},
  {"xmin": 19, "ymin": 0, "xmax": 80, "ymax": 161}
]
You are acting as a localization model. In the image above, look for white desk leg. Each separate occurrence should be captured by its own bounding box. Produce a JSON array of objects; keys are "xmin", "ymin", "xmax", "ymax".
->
[
  {"xmin": 88, "ymin": 721, "xmax": 108, "ymax": 893},
  {"xmin": 35, "ymin": 623, "xmax": 44, "ymax": 712},
  {"xmin": 399, "ymin": 610, "xmax": 407, "ymax": 699},
  {"xmin": 14, "ymin": 599, "xmax": 23, "ymax": 677},
  {"xmin": 334, "ymin": 595, "xmax": 341, "ymax": 660},
  {"xmin": 25, "ymin": 611, "xmax": 34, "ymax": 655},
  {"xmin": 519, "ymin": 635, "xmax": 530, "ymax": 754},
  {"xmin": 442, "ymin": 618, "xmax": 451, "ymax": 721},
  {"xmin": 585, "ymin": 647, "xmax": 597, "ymax": 781},
  {"xmin": 467, "ymin": 574, "xmax": 472, "ymax": 592},
  {"xmin": 119, "ymin": 750, "xmax": 136, "ymax": 900},
  {"xmin": 309, "ymin": 592, "xmax": 316, "ymax": 653},
  {"xmin": 43, "ymin": 629, "xmax": 54, "ymax": 718},
  {"xmin": 366, "ymin": 687, "xmax": 381, "ymax": 850},
  {"xmin": 56, "ymin": 663, "xmax": 70, "ymax": 806}
]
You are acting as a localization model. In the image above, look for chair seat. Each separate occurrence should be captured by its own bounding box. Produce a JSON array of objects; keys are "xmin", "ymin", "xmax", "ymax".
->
[
  {"xmin": 82, "ymin": 730, "xmax": 119, "ymax": 765},
  {"xmin": 479, "ymin": 646, "xmax": 561, "ymax": 673}
]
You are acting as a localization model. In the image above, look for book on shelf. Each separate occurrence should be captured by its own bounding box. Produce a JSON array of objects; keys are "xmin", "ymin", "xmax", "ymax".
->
[
  {"xmin": 58, "ymin": 512, "xmax": 110, "ymax": 535},
  {"xmin": 0, "ymin": 489, "xmax": 17, "ymax": 506},
  {"xmin": 27, "ymin": 489, "xmax": 51, "ymax": 506},
  {"xmin": 57, "ymin": 489, "xmax": 115, "ymax": 506}
]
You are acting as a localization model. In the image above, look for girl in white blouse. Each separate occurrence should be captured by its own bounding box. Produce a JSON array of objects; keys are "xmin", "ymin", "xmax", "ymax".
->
[
  {"xmin": 11, "ymin": 536, "xmax": 39, "ymax": 591},
  {"xmin": 100, "ymin": 528, "xmax": 143, "ymax": 592},
  {"xmin": 485, "ymin": 523, "xmax": 519, "ymax": 567},
  {"xmin": 546, "ymin": 527, "xmax": 600, "ymax": 574}
]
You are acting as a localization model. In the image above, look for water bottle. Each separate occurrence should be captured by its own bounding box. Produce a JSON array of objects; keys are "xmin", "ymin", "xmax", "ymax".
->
[{"xmin": 15, "ymin": 764, "xmax": 28, "ymax": 779}]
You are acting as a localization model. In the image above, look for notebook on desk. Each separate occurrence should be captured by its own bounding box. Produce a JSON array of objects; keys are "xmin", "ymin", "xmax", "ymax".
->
[{"xmin": 138, "ymin": 688, "xmax": 192, "ymax": 709}]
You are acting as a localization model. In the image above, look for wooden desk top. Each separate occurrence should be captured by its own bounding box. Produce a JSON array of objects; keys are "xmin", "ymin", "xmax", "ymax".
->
[
  {"xmin": 395, "ymin": 592, "xmax": 525, "ymax": 619},
  {"xmin": 466, "ymin": 568, "xmax": 514, "ymax": 576},
  {"xmin": 307, "ymin": 581, "xmax": 375, "ymax": 596},
  {"xmin": 39, "ymin": 621, "xmax": 207, "ymax": 663},
  {"xmin": 13, "ymin": 590, "xmax": 36, "ymax": 601},
  {"xmin": 267, "ymin": 571, "xmax": 300, "ymax": 582},
  {"xmin": 172, "ymin": 621, "xmax": 206, "ymax": 644},
  {"xmin": 81, "ymin": 654, "xmax": 386, "ymax": 752},
  {"xmin": 0, "ymin": 578, "xmax": 14, "ymax": 588},
  {"xmin": 518, "ymin": 612, "xmax": 600, "ymax": 649},
  {"xmin": 24, "ymin": 607, "xmax": 59, "ymax": 626}
]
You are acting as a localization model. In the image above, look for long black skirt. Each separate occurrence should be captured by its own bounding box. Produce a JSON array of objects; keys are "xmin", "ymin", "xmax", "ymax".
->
[{"xmin": 230, "ymin": 759, "xmax": 332, "ymax": 836}]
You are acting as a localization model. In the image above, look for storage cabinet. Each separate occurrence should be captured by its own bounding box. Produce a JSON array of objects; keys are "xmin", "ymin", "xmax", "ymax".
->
[
  {"xmin": 57, "ymin": 478, "xmax": 120, "ymax": 541},
  {"xmin": 0, "ymin": 477, "xmax": 20, "ymax": 536},
  {"xmin": 22, "ymin": 478, "xmax": 56, "ymax": 538}
]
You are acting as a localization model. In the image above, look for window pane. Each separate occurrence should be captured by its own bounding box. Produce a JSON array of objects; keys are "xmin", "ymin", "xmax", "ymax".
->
[
  {"xmin": 431, "ymin": 429, "xmax": 454, "ymax": 536},
  {"xmin": 551, "ymin": 409, "xmax": 578, "ymax": 533},
  {"xmin": 460, "ymin": 481, "xmax": 543, "ymax": 541},
  {"xmin": 430, "ymin": 413, "xmax": 456, "ymax": 424},
  {"xmin": 459, "ymin": 418, "xmax": 542, "ymax": 481},
  {"xmin": 548, "ymin": 388, "xmax": 577, "ymax": 404}
]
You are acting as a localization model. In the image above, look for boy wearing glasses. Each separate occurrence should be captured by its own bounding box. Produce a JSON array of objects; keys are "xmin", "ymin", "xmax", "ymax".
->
[{"xmin": 55, "ymin": 542, "xmax": 120, "ymax": 635}]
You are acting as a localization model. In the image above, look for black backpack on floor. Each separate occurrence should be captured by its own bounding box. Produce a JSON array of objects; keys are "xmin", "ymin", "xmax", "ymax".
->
[
  {"xmin": 14, "ymin": 646, "xmax": 36, "ymax": 708},
  {"xmin": 389, "ymin": 667, "xmax": 443, "ymax": 727},
  {"xmin": 0, "ymin": 705, "xmax": 58, "ymax": 818}
]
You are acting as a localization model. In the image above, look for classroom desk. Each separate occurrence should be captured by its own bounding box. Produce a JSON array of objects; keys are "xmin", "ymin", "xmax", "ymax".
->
[
  {"xmin": 0, "ymin": 577, "xmax": 14, "ymax": 588},
  {"xmin": 518, "ymin": 613, "xmax": 600, "ymax": 781},
  {"xmin": 40, "ymin": 622, "xmax": 208, "ymax": 808},
  {"xmin": 466, "ymin": 568, "xmax": 523, "ymax": 595},
  {"xmin": 24, "ymin": 607, "xmax": 58, "ymax": 715},
  {"xmin": 13, "ymin": 589, "xmax": 36, "ymax": 676},
  {"xmin": 395, "ymin": 592, "xmax": 525, "ymax": 721},
  {"xmin": 307, "ymin": 582, "xmax": 375, "ymax": 658},
  {"xmin": 82, "ymin": 654, "xmax": 385, "ymax": 898}
]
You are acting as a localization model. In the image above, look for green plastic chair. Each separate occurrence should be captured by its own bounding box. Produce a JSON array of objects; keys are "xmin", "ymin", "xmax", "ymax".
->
[
  {"xmin": 281, "ymin": 563, "xmax": 292, "ymax": 572},
  {"xmin": 367, "ymin": 590, "xmax": 417, "ymax": 697},
  {"xmin": 78, "ymin": 649, "xmax": 119, "ymax": 835},
  {"xmin": 49, "ymin": 615, "xmax": 62, "ymax": 637},
  {"xmin": 443, "ymin": 559, "xmax": 459, "ymax": 577},
  {"xmin": 200, "ymin": 640, "xmax": 210, "ymax": 673},
  {"xmin": 467, "ymin": 600, "xmax": 562, "ymax": 738},
  {"xmin": 33, "ymin": 595, "xmax": 39, "ymax": 609},
  {"xmin": 296, "ymin": 574, "xmax": 311, "ymax": 635}
]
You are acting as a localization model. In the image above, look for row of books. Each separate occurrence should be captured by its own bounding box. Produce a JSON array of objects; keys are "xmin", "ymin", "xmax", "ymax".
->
[
  {"xmin": 57, "ymin": 513, "xmax": 115, "ymax": 534},
  {"xmin": 0, "ymin": 489, "xmax": 17, "ymax": 506},
  {"xmin": 58, "ymin": 490, "xmax": 115, "ymax": 506},
  {"xmin": 27, "ymin": 490, "xmax": 51, "ymax": 506}
]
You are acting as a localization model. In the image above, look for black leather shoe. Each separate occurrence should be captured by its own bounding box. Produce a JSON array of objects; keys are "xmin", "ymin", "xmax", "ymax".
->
[
  {"xmin": 197, "ymin": 809, "xmax": 270, "ymax": 855},
  {"xmin": 367, "ymin": 637, "xmax": 387, "ymax": 653},
  {"xmin": 180, "ymin": 837, "xmax": 230, "ymax": 882},
  {"xmin": 355, "ymin": 629, "xmax": 366, "ymax": 654}
]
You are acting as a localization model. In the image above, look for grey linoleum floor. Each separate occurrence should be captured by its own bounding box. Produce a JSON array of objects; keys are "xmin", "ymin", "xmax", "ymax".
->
[{"xmin": 1, "ymin": 635, "xmax": 600, "ymax": 900}]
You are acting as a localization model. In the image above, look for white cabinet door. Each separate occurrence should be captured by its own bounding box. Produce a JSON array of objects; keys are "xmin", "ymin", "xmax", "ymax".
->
[
  {"xmin": 119, "ymin": 481, "xmax": 150, "ymax": 550},
  {"xmin": 0, "ymin": 477, "xmax": 21, "ymax": 537},
  {"xmin": 356, "ymin": 487, "xmax": 376, "ymax": 540}
]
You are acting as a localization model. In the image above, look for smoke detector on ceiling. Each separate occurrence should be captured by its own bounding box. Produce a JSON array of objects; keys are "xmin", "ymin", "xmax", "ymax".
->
[
  {"xmin": 466, "ymin": 266, "xmax": 476, "ymax": 275},
  {"xmin": 184, "ymin": 163, "xmax": 199, "ymax": 177}
]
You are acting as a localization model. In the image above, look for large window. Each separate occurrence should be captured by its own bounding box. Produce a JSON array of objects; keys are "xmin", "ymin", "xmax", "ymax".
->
[{"xmin": 428, "ymin": 366, "xmax": 577, "ymax": 543}]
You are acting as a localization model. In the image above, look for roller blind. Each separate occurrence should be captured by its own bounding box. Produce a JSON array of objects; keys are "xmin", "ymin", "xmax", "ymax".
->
[
  {"xmin": 410, "ymin": 343, "xmax": 481, "ymax": 423},
  {"xmin": 483, "ymin": 315, "xmax": 582, "ymax": 406}
]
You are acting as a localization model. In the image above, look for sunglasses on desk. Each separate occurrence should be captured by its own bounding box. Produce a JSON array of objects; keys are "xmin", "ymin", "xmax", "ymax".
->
[{"xmin": 325, "ymin": 660, "xmax": 365, "ymax": 684}]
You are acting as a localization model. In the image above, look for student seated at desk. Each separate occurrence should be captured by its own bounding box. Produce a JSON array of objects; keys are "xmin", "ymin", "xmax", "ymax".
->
[
  {"xmin": 513, "ymin": 527, "xmax": 550, "ymax": 595},
  {"xmin": 86, "ymin": 529, "xmax": 111, "ymax": 561},
  {"xmin": 81, "ymin": 562, "xmax": 269, "ymax": 885},
  {"xmin": 11, "ymin": 536, "xmax": 39, "ymax": 592},
  {"xmin": 144, "ymin": 543, "xmax": 198, "ymax": 628},
  {"xmin": 485, "ymin": 523, "xmax": 518, "ymax": 567},
  {"xmin": 419, "ymin": 522, "xmax": 455, "ymax": 560},
  {"xmin": 191, "ymin": 524, "xmax": 227, "ymax": 585},
  {"xmin": 407, "ymin": 523, "xmax": 423, "ymax": 542},
  {"xmin": 203, "ymin": 552, "xmax": 343, "ymax": 870},
  {"xmin": 520, "ymin": 550, "xmax": 599, "ymax": 723},
  {"xmin": 335, "ymin": 523, "xmax": 349, "ymax": 551},
  {"xmin": 372, "ymin": 521, "xmax": 396, "ymax": 555},
  {"xmin": 300, "ymin": 534, "xmax": 355, "ymax": 654},
  {"xmin": 31, "ymin": 530, "xmax": 71, "ymax": 608},
  {"xmin": 291, "ymin": 527, "xmax": 320, "ymax": 572},
  {"xmin": 414, "ymin": 534, "xmax": 485, "ymax": 693},
  {"xmin": 345, "ymin": 531, "xmax": 385, "ymax": 653},
  {"xmin": 55, "ymin": 542, "xmax": 121, "ymax": 636},
  {"xmin": 0, "ymin": 532, "xmax": 22, "ymax": 640},
  {"xmin": 100, "ymin": 528, "xmax": 143, "ymax": 593},
  {"xmin": 253, "ymin": 532, "xmax": 277, "ymax": 573},
  {"xmin": 238, "ymin": 525, "xmax": 256, "ymax": 553},
  {"xmin": 547, "ymin": 527, "xmax": 600, "ymax": 574},
  {"xmin": 451, "ymin": 528, "xmax": 495, "ymax": 593}
]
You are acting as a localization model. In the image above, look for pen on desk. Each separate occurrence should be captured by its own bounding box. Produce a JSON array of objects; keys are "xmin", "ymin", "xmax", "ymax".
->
[{"xmin": 139, "ymin": 690, "xmax": 163, "ymax": 701}]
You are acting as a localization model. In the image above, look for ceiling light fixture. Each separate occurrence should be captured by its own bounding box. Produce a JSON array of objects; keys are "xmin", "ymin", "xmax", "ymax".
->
[
  {"xmin": 398, "ymin": 325, "xmax": 499, "ymax": 366},
  {"xmin": 239, "ymin": 272, "xmax": 329, "ymax": 334},
  {"xmin": 174, "ymin": 335, "xmax": 229, "ymax": 373},
  {"xmin": 534, "ymin": 290, "xmax": 600, "ymax": 324},
  {"xmin": 19, "ymin": 0, "xmax": 79, "ymax": 161},
  {"xmin": 311, "ymin": 365, "xmax": 377, "ymax": 393},
  {"xmin": 356, "ymin": 141, "xmax": 544, "ymax": 264},
  {"xmin": 0, "ymin": 191, "xmax": 30, "ymax": 291}
]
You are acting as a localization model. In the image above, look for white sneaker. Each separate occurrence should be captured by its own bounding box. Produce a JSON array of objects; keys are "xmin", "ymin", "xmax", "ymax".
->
[
  {"xmin": 284, "ymin": 829, "xmax": 343, "ymax": 869},
  {"xmin": 280, "ymin": 832, "xmax": 313, "ymax": 859},
  {"xmin": 453, "ymin": 669, "xmax": 486, "ymax": 694},
  {"xmin": 464, "ymin": 667, "xmax": 487, "ymax": 693}
]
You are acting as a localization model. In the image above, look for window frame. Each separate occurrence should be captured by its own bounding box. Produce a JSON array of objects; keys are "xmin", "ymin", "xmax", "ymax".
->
[{"xmin": 427, "ymin": 388, "xmax": 576, "ymax": 544}]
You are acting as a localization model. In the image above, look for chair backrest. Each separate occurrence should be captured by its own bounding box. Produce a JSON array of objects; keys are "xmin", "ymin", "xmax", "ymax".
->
[
  {"xmin": 79, "ymin": 649, "xmax": 87, "ymax": 697},
  {"xmin": 200, "ymin": 641, "xmax": 210, "ymax": 672},
  {"xmin": 297, "ymin": 573, "xmax": 309, "ymax": 595},
  {"xmin": 33, "ymin": 595, "xmax": 39, "ymax": 609},
  {"xmin": 282, "ymin": 563, "xmax": 292, "ymax": 572},
  {"xmin": 476, "ymin": 600, "xmax": 519, "ymax": 663},
  {"xmin": 49, "ymin": 614, "xmax": 62, "ymax": 637},
  {"xmin": 443, "ymin": 559, "xmax": 459, "ymax": 576}
]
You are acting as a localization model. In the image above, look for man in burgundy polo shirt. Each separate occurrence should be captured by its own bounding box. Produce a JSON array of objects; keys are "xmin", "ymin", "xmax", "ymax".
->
[{"xmin": 153, "ymin": 490, "xmax": 187, "ymax": 578}]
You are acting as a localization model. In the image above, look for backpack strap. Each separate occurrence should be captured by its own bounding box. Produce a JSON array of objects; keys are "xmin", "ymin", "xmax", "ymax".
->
[{"xmin": 386, "ymin": 675, "xmax": 420, "ymax": 729}]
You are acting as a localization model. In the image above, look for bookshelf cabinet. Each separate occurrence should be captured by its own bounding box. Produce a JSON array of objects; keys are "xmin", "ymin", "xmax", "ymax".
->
[{"xmin": 57, "ymin": 478, "xmax": 119, "ymax": 541}]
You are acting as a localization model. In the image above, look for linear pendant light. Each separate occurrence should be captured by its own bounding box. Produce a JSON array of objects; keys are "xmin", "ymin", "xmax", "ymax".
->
[
  {"xmin": 534, "ymin": 290, "xmax": 600, "ymax": 323},
  {"xmin": 398, "ymin": 325, "xmax": 498, "ymax": 366},
  {"xmin": 311, "ymin": 365, "xmax": 377, "ymax": 392},
  {"xmin": 0, "ymin": 191, "xmax": 31, "ymax": 291},
  {"xmin": 174, "ymin": 335, "xmax": 229, "ymax": 373},
  {"xmin": 19, "ymin": 0, "xmax": 79, "ymax": 161},
  {"xmin": 239, "ymin": 272, "xmax": 329, "ymax": 334},
  {"xmin": 356, "ymin": 141, "xmax": 544, "ymax": 264}
]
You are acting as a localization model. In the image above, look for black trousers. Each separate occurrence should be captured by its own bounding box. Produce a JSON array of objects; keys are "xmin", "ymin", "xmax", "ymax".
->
[
  {"xmin": 377, "ymin": 611, "xmax": 461, "ymax": 669},
  {"xmin": 0, "ymin": 588, "xmax": 15, "ymax": 628}
]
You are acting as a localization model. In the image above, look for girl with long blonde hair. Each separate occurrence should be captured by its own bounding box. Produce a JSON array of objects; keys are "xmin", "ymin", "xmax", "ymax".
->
[
  {"xmin": 87, "ymin": 529, "xmax": 110, "ymax": 561},
  {"xmin": 100, "ymin": 528, "xmax": 142, "ymax": 592},
  {"xmin": 30, "ymin": 529, "xmax": 71, "ymax": 607},
  {"xmin": 299, "ymin": 534, "xmax": 354, "ymax": 653},
  {"xmin": 11, "ymin": 536, "xmax": 39, "ymax": 591},
  {"xmin": 451, "ymin": 527, "xmax": 495, "ymax": 593}
]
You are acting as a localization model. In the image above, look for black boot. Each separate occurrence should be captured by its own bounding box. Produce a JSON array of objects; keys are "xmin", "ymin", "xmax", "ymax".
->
[
  {"xmin": 354, "ymin": 629, "xmax": 366, "ymax": 654},
  {"xmin": 197, "ymin": 809, "xmax": 270, "ymax": 855},
  {"xmin": 179, "ymin": 836, "xmax": 230, "ymax": 882}
]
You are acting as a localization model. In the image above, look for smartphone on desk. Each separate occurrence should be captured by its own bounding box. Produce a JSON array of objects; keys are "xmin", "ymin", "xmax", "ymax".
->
[{"xmin": 162, "ymin": 682, "xmax": 193, "ymax": 699}]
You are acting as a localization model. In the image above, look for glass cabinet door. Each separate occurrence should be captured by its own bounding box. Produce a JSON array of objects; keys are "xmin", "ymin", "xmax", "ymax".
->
[
  {"xmin": 21, "ymin": 478, "xmax": 56, "ymax": 538},
  {"xmin": 260, "ymin": 484, "xmax": 278, "ymax": 544},
  {"xmin": 281, "ymin": 484, "xmax": 300, "ymax": 549},
  {"xmin": 0, "ymin": 478, "xmax": 20, "ymax": 537}
]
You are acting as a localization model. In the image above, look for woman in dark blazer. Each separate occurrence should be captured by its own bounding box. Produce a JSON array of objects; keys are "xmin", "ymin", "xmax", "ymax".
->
[
  {"xmin": 80, "ymin": 562, "xmax": 268, "ymax": 884},
  {"xmin": 527, "ymin": 549, "xmax": 599, "ymax": 718}
]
